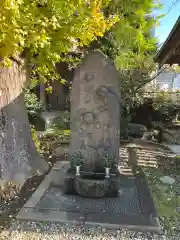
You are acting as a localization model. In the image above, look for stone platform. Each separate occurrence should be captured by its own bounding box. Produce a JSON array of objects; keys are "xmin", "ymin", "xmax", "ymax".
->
[{"xmin": 16, "ymin": 161, "xmax": 160, "ymax": 233}]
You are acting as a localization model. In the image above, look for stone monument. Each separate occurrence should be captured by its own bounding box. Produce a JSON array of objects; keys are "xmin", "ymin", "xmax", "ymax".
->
[{"xmin": 64, "ymin": 51, "xmax": 120, "ymax": 198}]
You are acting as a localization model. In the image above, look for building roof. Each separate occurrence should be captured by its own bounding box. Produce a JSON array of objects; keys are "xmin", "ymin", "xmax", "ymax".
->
[{"xmin": 155, "ymin": 16, "xmax": 180, "ymax": 67}]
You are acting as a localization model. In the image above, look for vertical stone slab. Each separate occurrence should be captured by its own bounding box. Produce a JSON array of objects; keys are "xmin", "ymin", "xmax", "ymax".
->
[{"xmin": 70, "ymin": 51, "xmax": 120, "ymax": 173}]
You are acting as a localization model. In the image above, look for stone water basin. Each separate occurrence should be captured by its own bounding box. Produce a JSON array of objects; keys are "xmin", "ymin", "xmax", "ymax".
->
[{"xmin": 75, "ymin": 173, "xmax": 119, "ymax": 198}]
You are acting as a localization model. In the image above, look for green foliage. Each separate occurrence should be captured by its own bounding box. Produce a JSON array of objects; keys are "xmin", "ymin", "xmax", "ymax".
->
[
  {"xmin": 158, "ymin": 104, "xmax": 178, "ymax": 122},
  {"xmin": 44, "ymin": 128, "xmax": 70, "ymax": 141},
  {"xmin": 90, "ymin": 1, "xmax": 162, "ymax": 109},
  {"xmin": 93, "ymin": 0, "xmax": 160, "ymax": 69},
  {"xmin": 49, "ymin": 111, "xmax": 70, "ymax": 130},
  {"xmin": 0, "ymin": 0, "xmax": 118, "ymax": 81},
  {"xmin": 144, "ymin": 167, "xmax": 180, "ymax": 236},
  {"xmin": 99, "ymin": 150, "xmax": 116, "ymax": 168},
  {"xmin": 31, "ymin": 126, "xmax": 41, "ymax": 153},
  {"xmin": 43, "ymin": 111, "xmax": 70, "ymax": 140},
  {"xmin": 152, "ymin": 91, "xmax": 171, "ymax": 110},
  {"xmin": 0, "ymin": 0, "xmax": 161, "ymax": 85},
  {"xmin": 152, "ymin": 91, "xmax": 180, "ymax": 122},
  {"xmin": 24, "ymin": 89, "xmax": 44, "ymax": 118},
  {"xmin": 71, "ymin": 151, "xmax": 84, "ymax": 167}
]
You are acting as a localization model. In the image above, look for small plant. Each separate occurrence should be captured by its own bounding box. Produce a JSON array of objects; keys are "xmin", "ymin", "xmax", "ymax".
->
[
  {"xmin": 31, "ymin": 126, "xmax": 41, "ymax": 153},
  {"xmin": 25, "ymin": 89, "xmax": 44, "ymax": 119},
  {"xmin": 48, "ymin": 111, "xmax": 70, "ymax": 131},
  {"xmin": 100, "ymin": 151, "xmax": 116, "ymax": 168},
  {"xmin": 71, "ymin": 151, "xmax": 84, "ymax": 167}
]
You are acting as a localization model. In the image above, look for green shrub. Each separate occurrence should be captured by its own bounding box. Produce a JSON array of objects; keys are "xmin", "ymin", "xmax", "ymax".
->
[
  {"xmin": 151, "ymin": 91, "xmax": 179, "ymax": 122},
  {"xmin": 44, "ymin": 128, "xmax": 70, "ymax": 141},
  {"xmin": 43, "ymin": 111, "xmax": 70, "ymax": 140},
  {"xmin": 25, "ymin": 89, "xmax": 44, "ymax": 119},
  {"xmin": 158, "ymin": 103, "xmax": 178, "ymax": 122},
  {"xmin": 152, "ymin": 91, "xmax": 171, "ymax": 110},
  {"xmin": 49, "ymin": 111, "xmax": 70, "ymax": 130}
]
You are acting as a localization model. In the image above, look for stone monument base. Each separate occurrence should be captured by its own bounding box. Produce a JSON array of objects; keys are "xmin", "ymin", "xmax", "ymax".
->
[{"xmin": 63, "ymin": 169, "xmax": 119, "ymax": 198}]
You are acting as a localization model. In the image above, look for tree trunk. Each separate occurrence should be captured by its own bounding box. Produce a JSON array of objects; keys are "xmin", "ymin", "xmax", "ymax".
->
[{"xmin": 0, "ymin": 59, "xmax": 49, "ymax": 186}]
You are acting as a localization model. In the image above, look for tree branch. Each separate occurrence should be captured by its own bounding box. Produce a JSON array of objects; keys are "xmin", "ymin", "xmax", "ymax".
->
[{"xmin": 134, "ymin": 65, "xmax": 173, "ymax": 91}]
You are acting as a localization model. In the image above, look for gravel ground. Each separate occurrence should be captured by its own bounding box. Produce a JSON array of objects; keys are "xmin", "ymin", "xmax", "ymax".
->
[{"xmin": 0, "ymin": 220, "xmax": 167, "ymax": 240}]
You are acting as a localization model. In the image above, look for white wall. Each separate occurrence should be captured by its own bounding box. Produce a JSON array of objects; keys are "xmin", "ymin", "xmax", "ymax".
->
[{"xmin": 154, "ymin": 71, "xmax": 180, "ymax": 91}]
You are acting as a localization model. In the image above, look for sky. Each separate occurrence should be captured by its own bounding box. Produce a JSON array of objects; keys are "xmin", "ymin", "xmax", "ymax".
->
[{"xmin": 155, "ymin": 0, "xmax": 180, "ymax": 45}]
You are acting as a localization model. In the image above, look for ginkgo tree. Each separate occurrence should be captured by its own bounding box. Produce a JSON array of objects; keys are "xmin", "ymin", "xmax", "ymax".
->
[
  {"xmin": 0, "ymin": 0, "xmax": 160, "ymax": 186},
  {"xmin": 0, "ymin": 0, "xmax": 118, "ymax": 185}
]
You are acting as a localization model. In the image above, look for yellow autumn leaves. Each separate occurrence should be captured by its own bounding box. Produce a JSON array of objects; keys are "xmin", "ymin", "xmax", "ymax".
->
[{"xmin": 0, "ymin": 0, "xmax": 119, "ymax": 65}]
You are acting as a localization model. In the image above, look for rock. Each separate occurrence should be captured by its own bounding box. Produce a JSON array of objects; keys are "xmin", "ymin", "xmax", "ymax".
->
[
  {"xmin": 176, "ymin": 207, "xmax": 180, "ymax": 213},
  {"xmin": 53, "ymin": 146, "xmax": 68, "ymax": 157},
  {"xmin": 41, "ymin": 111, "xmax": 62, "ymax": 129},
  {"xmin": 167, "ymin": 145, "xmax": 180, "ymax": 155},
  {"xmin": 128, "ymin": 123, "xmax": 147, "ymax": 138},
  {"xmin": 159, "ymin": 176, "xmax": 175, "ymax": 185}
]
